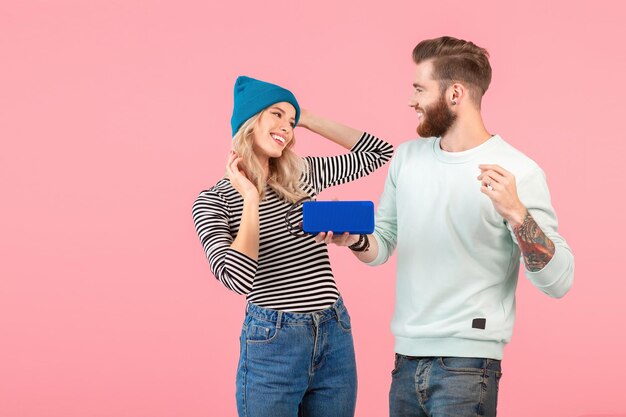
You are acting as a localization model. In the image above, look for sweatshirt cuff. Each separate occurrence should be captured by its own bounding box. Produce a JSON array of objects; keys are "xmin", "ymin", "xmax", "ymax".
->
[
  {"xmin": 525, "ymin": 245, "xmax": 574, "ymax": 298},
  {"xmin": 366, "ymin": 232, "xmax": 390, "ymax": 266}
]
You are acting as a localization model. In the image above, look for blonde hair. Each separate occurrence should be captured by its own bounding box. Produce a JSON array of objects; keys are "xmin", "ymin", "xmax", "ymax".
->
[{"xmin": 230, "ymin": 111, "xmax": 308, "ymax": 203}]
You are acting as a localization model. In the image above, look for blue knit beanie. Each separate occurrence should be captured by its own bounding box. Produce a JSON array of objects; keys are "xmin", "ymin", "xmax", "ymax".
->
[{"xmin": 230, "ymin": 76, "xmax": 300, "ymax": 137}]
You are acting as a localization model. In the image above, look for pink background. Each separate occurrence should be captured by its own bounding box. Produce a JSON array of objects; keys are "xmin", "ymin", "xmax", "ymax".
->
[{"xmin": 2, "ymin": 1, "xmax": 625, "ymax": 416}]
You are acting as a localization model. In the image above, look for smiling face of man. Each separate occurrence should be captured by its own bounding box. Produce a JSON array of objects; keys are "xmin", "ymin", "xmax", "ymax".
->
[{"xmin": 408, "ymin": 60, "xmax": 457, "ymax": 138}]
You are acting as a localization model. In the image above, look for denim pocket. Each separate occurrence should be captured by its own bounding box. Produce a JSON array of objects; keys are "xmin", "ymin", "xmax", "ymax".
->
[
  {"xmin": 246, "ymin": 318, "xmax": 280, "ymax": 344},
  {"xmin": 336, "ymin": 307, "xmax": 352, "ymax": 332},
  {"xmin": 391, "ymin": 353, "xmax": 402, "ymax": 376},
  {"xmin": 438, "ymin": 357, "xmax": 488, "ymax": 374}
]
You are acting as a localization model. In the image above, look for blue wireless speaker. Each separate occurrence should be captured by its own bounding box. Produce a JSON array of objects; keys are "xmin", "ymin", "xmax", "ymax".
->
[{"xmin": 302, "ymin": 201, "xmax": 375, "ymax": 234}]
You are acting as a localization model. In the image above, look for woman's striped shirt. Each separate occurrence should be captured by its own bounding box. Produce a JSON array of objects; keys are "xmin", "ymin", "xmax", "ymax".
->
[{"xmin": 192, "ymin": 133, "xmax": 393, "ymax": 312}]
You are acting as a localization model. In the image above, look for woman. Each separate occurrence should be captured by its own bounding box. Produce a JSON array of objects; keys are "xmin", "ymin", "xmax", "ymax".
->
[{"xmin": 192, "ymin": 76, "xmax": 393, "ymax": 417}]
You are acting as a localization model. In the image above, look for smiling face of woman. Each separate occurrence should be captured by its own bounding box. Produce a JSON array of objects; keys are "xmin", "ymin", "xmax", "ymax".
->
[{"xmin": 251, "ymin": 101, "xmax": 297, "ymax": 163}]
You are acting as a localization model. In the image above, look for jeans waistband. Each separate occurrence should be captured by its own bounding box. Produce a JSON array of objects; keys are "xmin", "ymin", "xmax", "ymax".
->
[
  {"xmin": 399, "ymin": 354, "xmax": 501, "ymax": 371},
  {"xmin": 246, "ymin": 297, "xmax": 346, "ymax": 326}
]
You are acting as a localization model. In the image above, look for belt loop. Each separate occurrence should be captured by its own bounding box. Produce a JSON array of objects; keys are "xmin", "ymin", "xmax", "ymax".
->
[{"xmin": 276, "ymin": 311, "xmax": 283, "ymax": 329}]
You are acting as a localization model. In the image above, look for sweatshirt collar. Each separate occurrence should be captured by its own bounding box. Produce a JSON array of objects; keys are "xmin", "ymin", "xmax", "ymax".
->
[{"xmin": 432, "ymin": 135, "xmax": 501, "ymax": 164}]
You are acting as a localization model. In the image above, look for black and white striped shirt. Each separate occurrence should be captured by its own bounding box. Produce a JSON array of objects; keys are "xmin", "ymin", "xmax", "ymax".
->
[{"xmin": 192, "ymin": 133, "xmax": 393, "ymax": 312}]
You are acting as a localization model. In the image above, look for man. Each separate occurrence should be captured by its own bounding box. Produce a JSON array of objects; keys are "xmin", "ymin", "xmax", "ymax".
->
[{"xmin": 318, "ymin": 36, "xmax": 574, "ymax": 416}]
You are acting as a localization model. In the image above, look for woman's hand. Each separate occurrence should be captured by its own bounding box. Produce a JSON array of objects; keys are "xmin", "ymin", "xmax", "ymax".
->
[
  {"xmin": 226, "ymin": 151, "xmax": 259, "ymax": 202},
  {"xmin": 313, "ymin": 231, "xmax": 360, "ymax": 246},
  {"xmin": 296, "ymin": 108, "xmax": 312, "ymax": 130},
  {"xmin": 294, "ymin": 108, "xmax": 363, "ymax": 150}
]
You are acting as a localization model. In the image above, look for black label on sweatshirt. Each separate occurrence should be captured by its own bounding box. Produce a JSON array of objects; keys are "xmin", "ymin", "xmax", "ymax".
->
[{"xmin": 472, "ymin": 318, "xmax": 486, "ymax": 329}]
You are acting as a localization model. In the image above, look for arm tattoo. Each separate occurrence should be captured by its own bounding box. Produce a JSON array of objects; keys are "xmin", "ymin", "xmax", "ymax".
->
[{"xmin": 513, "ymin": 211, "xmax": 556, "ymax": 272}]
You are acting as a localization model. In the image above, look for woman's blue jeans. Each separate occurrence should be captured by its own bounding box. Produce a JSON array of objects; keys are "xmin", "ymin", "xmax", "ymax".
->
[
  {"xmin": 236, "ymin": 297, "xmax": 357, "ymax": 417},
  {"xmin": 390, "ymin": 354, "xmax": 502, "ymax": 417}
]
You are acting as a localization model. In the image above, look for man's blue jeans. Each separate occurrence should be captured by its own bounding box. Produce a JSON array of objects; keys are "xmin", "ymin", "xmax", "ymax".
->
[
  {"xmin": 236, "ymin": 298, "xmax": 357, "ymax": 417},
  {"xmin": 390, "ymin": 354, "xmax": 502, "ymax": 417}
]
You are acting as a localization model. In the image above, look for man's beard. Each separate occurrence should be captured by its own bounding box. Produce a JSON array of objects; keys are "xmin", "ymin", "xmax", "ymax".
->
[{"xmin": 416, "ymin": 94, "xmax": 457, "ymax": 138}]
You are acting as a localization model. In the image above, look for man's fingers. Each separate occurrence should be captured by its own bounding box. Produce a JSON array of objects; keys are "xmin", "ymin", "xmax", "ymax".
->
[
  {"xmin": 479, "ymin": 164, "xmax": 512, "ymax": 178},
  {"xmin": 480, "ymin": 185, "xmax": 493, "ymax": 196},
  {"xmin": 478, "ymin": 170, "xmax": 509, "ymax": 191},
  {"xmin": 478, "ymin": 173, "xmax": 494, "ymax": 189},
  {"xmin": 478, "ymin": 170, "xmax": 505, "ymax": 183}
]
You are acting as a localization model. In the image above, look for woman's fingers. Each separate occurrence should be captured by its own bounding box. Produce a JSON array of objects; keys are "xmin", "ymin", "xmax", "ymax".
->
[
  {"xmin": 314, "ymin": 231, "xmax": 353, "ymax": 246},
  {"xmin": 226, "ymin": 151, "xmax": 237, "ymax": 173},
  {"xmin": 227, "ymin": 153, "xmax": 246, "ymax": 180},
  {"xmin": 313, "ymin": 232, "xmax": 326, "ymax": 243}
]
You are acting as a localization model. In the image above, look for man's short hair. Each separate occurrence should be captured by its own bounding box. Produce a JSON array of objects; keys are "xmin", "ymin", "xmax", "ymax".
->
[{"xmin": 412, "ymin": 36, "xmax": 492, "ymax": 105}]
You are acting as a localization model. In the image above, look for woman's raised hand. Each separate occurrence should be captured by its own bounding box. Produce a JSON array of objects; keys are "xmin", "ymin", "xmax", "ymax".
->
[
  {"xmin": 226, "ymin": 151, "xmax": 259, "ymax": 202},
  {"xmin": 297, "ymin": 108, "xmax": 311, "ymax": 130}
]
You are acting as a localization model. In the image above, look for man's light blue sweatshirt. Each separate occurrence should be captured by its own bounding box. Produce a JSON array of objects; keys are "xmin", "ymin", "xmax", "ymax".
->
[{"xmin": 369, "ymin": 135, "xmax": 574, "ymax": 360}]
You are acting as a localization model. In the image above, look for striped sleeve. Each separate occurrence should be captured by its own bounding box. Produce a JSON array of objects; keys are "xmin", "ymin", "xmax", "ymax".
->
[
  {"xmin": 192, "ymin": 190, "xmax": 258, "ymax": 294},
  {"xmin": 303, "ymin": 132, "xmax": 394, "ymax": 194}
]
